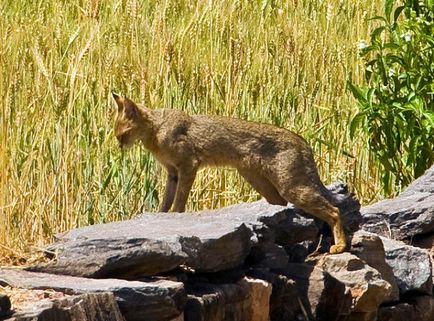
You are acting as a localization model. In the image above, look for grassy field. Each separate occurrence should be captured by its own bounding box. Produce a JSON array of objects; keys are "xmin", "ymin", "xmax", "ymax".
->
[{"xmin": 1, "ymin": 0, "xmax": 382, "ymax": 264}]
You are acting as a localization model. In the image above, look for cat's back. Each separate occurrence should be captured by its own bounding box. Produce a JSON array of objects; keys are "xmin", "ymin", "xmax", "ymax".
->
[{"xmin": 191, "ymin": 114, "xmax": 306, "ymax": 146}]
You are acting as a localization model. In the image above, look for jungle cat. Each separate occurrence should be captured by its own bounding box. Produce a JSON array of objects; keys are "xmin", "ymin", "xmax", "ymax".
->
[{"xmin": 112, "ymin": 93, "xmax": 347, "ymax": 254}]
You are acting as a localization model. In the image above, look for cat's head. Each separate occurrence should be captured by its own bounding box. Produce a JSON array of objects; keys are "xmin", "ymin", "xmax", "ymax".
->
[{"xmin": 112, "ymin": 93, "xmax": 145, "ymax": 149}]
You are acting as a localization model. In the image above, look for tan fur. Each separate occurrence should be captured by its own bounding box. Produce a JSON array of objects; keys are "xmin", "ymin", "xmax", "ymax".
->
[{"xmin": 112, "ymin": 94, "xmax": 347, "ymax": 253}]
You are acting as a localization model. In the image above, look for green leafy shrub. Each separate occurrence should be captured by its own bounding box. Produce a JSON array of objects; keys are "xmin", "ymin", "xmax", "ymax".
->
[{"xmin": 349, "ymin": 0, "xmax": 434, "ymax": 194}]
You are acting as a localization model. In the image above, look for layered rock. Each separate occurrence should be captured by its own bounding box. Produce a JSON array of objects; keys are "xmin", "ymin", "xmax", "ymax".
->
[
  {"xmin": 361, "ymin": 165, "xmax": 434, "ymax": 240},
  {"xmin": 7, "ymin": 293, "xmax": 125, "ymax": 321},
  {"xmin": 0, "ymin": 269, "xmax": 185, "ymax": 321}
]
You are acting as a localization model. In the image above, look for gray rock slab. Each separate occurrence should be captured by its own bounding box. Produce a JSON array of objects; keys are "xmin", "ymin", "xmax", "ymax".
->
[
  {"xmin": 380, "ymin": 237, "xmax": 433, "ymax": 295},
  {"xmin": 6, "ymin": 292, "xmax": 125, "ymax": 321},
  {"xmin": 32, "ymin": 201, "xmax": 310, "ymax": 278},
  {"xmin": 361, "ymin": 165, "xmax": 434, "ymax": 240},
  {"xmin": 0, "ymin": 268, "xmax": 185, "ymax": 321},
  {"xmin": 31, "ymin": 183, "xmax": 358, "ymax": 278}
]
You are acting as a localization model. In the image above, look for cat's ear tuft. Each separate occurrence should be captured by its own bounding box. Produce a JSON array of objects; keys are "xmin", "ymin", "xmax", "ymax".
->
[{"xmin": 112, "ymin": 92, "xmax": 124, "ymax": 111}]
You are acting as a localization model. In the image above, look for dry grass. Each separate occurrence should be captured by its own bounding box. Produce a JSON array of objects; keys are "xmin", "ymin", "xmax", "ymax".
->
[{"xmin": 1, "ymin": 0, "xmax": 383, "ymax": 264}]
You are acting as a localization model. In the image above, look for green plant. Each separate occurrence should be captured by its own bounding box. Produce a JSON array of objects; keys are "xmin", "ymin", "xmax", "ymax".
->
[{"xmin": 349, "ymin": 0, "xmax": 434, "ymax": 194}]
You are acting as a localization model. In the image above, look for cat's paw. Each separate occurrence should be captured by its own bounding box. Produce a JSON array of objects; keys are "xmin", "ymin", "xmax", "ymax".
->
[{"xmin": 329, "ymin": 244, "xmax": 346, "ymax": 254}]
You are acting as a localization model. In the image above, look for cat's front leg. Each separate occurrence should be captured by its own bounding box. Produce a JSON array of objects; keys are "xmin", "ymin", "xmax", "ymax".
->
[
  {"xmin": 172, "ymin": 164, "xmax": 198, "ymax": 212},
  {"xmin": 159, "ymin": 166, "xmax": 178, "ymax": 212}
]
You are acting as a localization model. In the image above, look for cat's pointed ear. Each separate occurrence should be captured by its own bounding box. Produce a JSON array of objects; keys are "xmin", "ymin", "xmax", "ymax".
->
[
  {"xmin": 112, "ymin": 92, "xmax": 124, "ymax": 112},
  {"xmin": 123, "ymin": 97, "xmax": 140, "ymax": 119}
]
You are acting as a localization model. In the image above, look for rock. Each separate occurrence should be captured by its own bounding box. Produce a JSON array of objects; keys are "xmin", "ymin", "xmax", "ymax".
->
[
  {"xmin": 317, "ymin": 253, "xmax": 391, "ymax": 313},
  {"xmin": 184, "ymin": 277, "xmax": 271, "ymax": 321},
  {"xmin": 400, "ymin": 164, "xmax": 434, "ymax": 196},
  {"xmin": 327, "ymin": 182, "xmax": 362, "ymax": 234},
  {"xmin": 248, "ymin": 269, "xmax": 301, "ymax": 321},
  {"xmin": 350, "ymin": 231, "xmax": 399, "ymax": 302},
  {"xmin": 37, "ymin": 237, "xmax": 188, "ymax": 278},
  {"xmin": 377, "ymin": 295, "xmax": 434, "ymax": 321},
  {"xmin": 361, "ymin": 165, "xmax": 434, "ymax": 240},
  {"xmin": 258, "ymin": 207, "xmax": 319, "ymax": 246},
  {"xmin": 0, "ymin": 293, "xmax": 11, "ymax": 318},
  {"xmin": 0, "ymin": 268, "xmax": 185, "ymax": 321},
  {"xmin": 33, "ymin": 208, "xmax": 255, "ymax": 277},
  {"xmin": 246, "ymin": 242, "xmax": 289, "ymax": 269},
  {"xmin": 184, "ymin": 277, "xmax": 252, "ymax": 321},
  {"xmin": 6, "ymin": 292, "xmax": 125, "ymax": 321},
  {"xmin": 277, "ymin": 263, "xmax": 352, "ymax": 321},
  {"xmin": 411, "ymin": 233, "xmax": 434, "ymax": 278},
  {"xmin": 380, "ymin": 236, "xmax": 433, "ymax": 295},
  {"xmin": 240, "ymin": 277, "xmax": 272, "ymax": 321}
]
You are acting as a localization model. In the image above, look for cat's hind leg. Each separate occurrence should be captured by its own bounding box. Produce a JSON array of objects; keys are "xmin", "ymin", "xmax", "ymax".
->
[{"xmin": 238, "ymin": 168, "xmax": 287, "ymax": 206}]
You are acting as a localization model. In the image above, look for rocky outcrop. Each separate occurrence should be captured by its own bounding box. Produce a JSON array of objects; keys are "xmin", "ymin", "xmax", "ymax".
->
[
  {"xmin": 2, "ymin": 172, "xmax": 434, "ymax": 321},
  {"xmin": 30, "ymin": 183, "xmax": 359, "ymax": 279},
  {"xmin": 361, "ymin": 165, "xmax": 434, "ymax": 240}
]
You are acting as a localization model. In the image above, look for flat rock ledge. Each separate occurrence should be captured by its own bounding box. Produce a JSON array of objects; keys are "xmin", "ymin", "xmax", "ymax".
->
[
  {"xmin": 31, "ymin": 183, "xmax": 359, "ymax": 278},
  {"xmin": 0, "ymin": 269, "xmax": 185, "ymax": 321},
  {"xmin": 1, "ymin": 173, "xmax": 434, "ymax": 321},
  {"xmin": 361, "ymin": 165, "xmax": 434, "ymax": 240}
]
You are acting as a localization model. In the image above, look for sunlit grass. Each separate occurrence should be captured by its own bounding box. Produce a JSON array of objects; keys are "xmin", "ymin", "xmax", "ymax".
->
[{"xmin": 1, "ymin": 0, "xmax": 382, "ymax": 264}]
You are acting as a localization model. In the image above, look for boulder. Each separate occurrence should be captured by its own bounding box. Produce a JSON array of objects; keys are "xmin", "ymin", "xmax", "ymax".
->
[
  {"xmin": 248, "ymin": 269, "xmax": 301, "ymax": 321},
  {"xmin": 361, "ymin": 165, "xmax": 434, "ymax": 240},
  {"xmin": 277, "ymin": 263, "xmax": 352, "ymax": 321},
  {"xmin": 246, "ymin": 242, "xmax": 289, "ymax": 269},
  {"xmin": 184, "ymin": 277, "xmax": 271, "ymax": 321},
  {"xmin": 350, "ymin": 231, "xmax": 399, "ymax": 302},
  {"xmin": 6, "ymin": 292, "xmax": 125, "ymax": 321},
  {"xmin": 0, "ymin": 268, "xmax": 185, "ymax": 321},
  {"xmin": 377, "ymin": 295, "xmax": 434, "ymax": 321},
  {"xmin": 317, "ymin": 253, "xmax": 391, "ymax": 313},
  {"xmin": 380, "ymin": 236, "xmax": 433, "ymax": 295}
]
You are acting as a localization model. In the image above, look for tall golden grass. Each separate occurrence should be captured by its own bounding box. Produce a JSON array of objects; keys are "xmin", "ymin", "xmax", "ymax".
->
[{"xmin": 1, "ymin": 0, "xmax": 382, "ymax": 264}]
